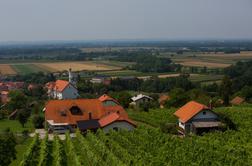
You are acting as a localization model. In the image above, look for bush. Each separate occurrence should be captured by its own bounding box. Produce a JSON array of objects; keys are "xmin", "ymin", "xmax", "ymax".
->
[{"xmin": 160, "ymin": 123, "xmax": 177, "ymax": 134}]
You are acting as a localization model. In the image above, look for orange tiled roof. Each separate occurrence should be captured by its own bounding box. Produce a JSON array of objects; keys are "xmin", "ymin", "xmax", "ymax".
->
[
  {"xmin": 54, "ymin": 80, "xmax": 70, "ymax": 92},
  {"xmin": 159, "ymin": 95, "xmax": 171, "ymax": 105},
  {"xmin": 99, "ymin": 112, "xmax": 136, "ymax": 127},
  {"xmin": 174, "ymin": 101, "xmax": 209, "ymax": 123},
  {"xmin": 46, "ymin": 80, "xmax": 73, "ymax": 92},
  {"xmin": 230, "ymin": 96, "xmax": 245, "ymax": 105},
  {"xmin": 45, "ymin": 95, "xmax": 130, "ymax": 125}
]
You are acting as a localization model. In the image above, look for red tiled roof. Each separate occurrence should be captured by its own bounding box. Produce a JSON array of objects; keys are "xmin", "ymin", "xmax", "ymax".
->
[
  {"xmin": 159, "ymin": 95, "xmax": 171, "ymax": 105},
  {"xmin": 174, "ymin": 101, "xmax": 209, "ymax": 123},
  {"xmin": 230, "ymin": 96, "xmax": 245, "ymax": 105},
  {"xmin": 99, "ymin": 112, "xmax": 136, "ymax": 127},
  {"xmin": 54, "ymin": 80, "xmax": 70, "ymax": 92},
  {"xmin": 99, "ymin": 112, "xmax": 120, "ymax": 127},
  {"xmin": 45, "ymin": 95, "xmax": 131, "ymax": 126},
  {"xmin": 99, "ymin": 94, "xmax": 114, "ymax": 102},
  {"xmin": 45, "ymin": 80, "xmax": 74, "ymax": 92}
]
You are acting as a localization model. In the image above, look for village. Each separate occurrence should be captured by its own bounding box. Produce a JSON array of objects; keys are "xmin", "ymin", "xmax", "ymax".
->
[{"xmin": 0, "ymin": 68, "xmax": 248, "ymax": 139}]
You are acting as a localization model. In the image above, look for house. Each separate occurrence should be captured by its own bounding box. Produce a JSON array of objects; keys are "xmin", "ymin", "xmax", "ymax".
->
[
  {"xmin": 45, "ymin": 80, "xmax": 79, "ymax": 100},
  {"xmin": 45, "ymin": 69, "xmax": 79, "ymax": 100},
  {"xmin": 174, "ymin": 101, "xmax": 222, "ymax": 135},
  {"xmin": 159, "ymin": 94, "xmax": 170, "ymax": 108},
  {"xmin": 130, "ymin": 94, "xmax": 153, "ymax": 106},
  {"xmin": 44, "ymin": 94, "xmax": 136, "ymax": 133},
  {"xmin": 230, "ymin": 96, "xmax": 245, "ymax": 105}
]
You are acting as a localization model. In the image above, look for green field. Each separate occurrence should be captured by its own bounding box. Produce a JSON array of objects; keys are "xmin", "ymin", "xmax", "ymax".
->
[{"xmin": 11, "ymin": 64, "xmax": 48, "ymax": 74}]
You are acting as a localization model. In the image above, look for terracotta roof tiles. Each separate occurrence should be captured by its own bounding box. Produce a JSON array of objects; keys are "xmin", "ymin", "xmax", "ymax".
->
[{"xmin": 174, "ymin": 101, "xmax": 209, "ymax": 123}]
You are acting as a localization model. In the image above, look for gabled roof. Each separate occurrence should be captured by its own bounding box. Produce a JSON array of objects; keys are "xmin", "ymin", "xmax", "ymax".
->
[
  {"xmin": 99, "ymin": 112, "xmax": 136, "ymax": 127},
  {"xmin": 174, "ymin": 101, "xmax": 210, "ymax": 123},
  {"xmin": 99, "ymin": 112, "xmax": 120, "ymax": 127},
  {"xmin": 99, "ymin": 94, "xmax": 114, "ymax": 102},
  {"xmin": 230, "ymin": 96, "xmax": 245, "ymax": 105},
  {"xmin": 131, "ymin": 94, "xmax": 153, "ymax": 102},
  {"xmin": 46, "ymin": 80, "xmax": 75, "ymax": 92},
  {"xmin": 99, "ymin": 94, "xmax": 120, "ymax": 104},
  {"xmin": 54, "ymin": 80, "xmax": 70, "ymax": 92}
]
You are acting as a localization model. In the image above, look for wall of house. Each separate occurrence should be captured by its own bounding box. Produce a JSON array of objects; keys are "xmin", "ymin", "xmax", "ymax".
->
[
  {"xmin": 135, "ymin": 97, "xmax": 152, "ymax": 106},
  {"xmin": 191, "ymin": 110, "xmax": 219, "ymax": 122},
  {"xmin": 102, "ymin": 121, "xmax": 135, "ymax": 133},
  {"xmin": 61, "ymin": 84, "xmax": 79, "ymax": 99},
  {"xmin": 179, "ymin": 121, "xmax": 185, "ymax": 129}
]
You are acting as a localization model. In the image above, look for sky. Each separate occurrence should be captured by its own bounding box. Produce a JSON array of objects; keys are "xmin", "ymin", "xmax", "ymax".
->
[{"xmin": 0, "ymin": 0, "xmax": 252, "ymax": 42}]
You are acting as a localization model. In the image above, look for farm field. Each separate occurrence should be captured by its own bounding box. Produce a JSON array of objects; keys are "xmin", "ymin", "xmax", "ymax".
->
[
  {"xmin": 14, "ymin": 105, "xmax": 252, "ymax": 166},
  {"xmin": 169, "ymin": 51, "xmax": 252, "ymax": 68},
  {"xmin": 11, "ymin": 64, "xmax": 49, "ymax": 75},
  {"xmin": 34, "ymin": 61, "xmax": 121, "ymax": 72},
  {"xmin": 0, "ymin": 64, "xmax": 17, "ymax": 75},
  {"xmin": 0, "ymin": 61, "xmax": 123, "ymax": 75}
]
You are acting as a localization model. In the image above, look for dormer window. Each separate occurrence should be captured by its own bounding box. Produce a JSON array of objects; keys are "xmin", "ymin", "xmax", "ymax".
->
[
  {"xmin": 70, "ymin": 106, "xmax": 82, "ymax": 115},
  {"xmin": 203, "ymin": 111, "xmax": 206, "ymax": 115}
]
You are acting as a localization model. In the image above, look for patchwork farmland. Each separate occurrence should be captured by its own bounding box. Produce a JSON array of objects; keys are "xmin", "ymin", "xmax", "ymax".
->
[{"xmin": 0, "ymin": 61, "xmax": 122, "ymax": 75}]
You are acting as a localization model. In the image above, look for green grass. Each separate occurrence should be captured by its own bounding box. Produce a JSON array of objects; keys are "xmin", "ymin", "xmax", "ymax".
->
[
  {"xmin": 11, "ymin": 64, "xmax": 48, "ymax": 75},
  {"xmin": 189, "ymin": 74, "xmax": 224, "ymax": 83},
  {"xmin": 0, "ymin": 119, "xmax": 34, "ymax": 133}
]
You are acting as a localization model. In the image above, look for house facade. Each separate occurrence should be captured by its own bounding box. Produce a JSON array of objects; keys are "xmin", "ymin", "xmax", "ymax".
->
[
  {"xmin": 174, "ymin": 101, "xmax": 222, "ymax": 135},
  {"xmin": 130, "ymin": 94, "xmax": 153, "ymax": 106},
  {"xmin": 44, "ymin": 94, "xmax": 136, "ymax": 133},
  {"xmin": 46, "ymin": 80, "xmax": 79, "ymax": 100}
]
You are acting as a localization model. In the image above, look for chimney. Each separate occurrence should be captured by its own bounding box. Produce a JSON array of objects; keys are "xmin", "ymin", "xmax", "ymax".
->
[{"xmin": 89, "ymin": 112, "xmax": 92, "ymax": 120}]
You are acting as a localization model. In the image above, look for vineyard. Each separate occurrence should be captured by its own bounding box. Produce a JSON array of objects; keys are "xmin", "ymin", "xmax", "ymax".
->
[{"xmin": 17, "ymin": 105, "xmax": 252, "ymax": 166}]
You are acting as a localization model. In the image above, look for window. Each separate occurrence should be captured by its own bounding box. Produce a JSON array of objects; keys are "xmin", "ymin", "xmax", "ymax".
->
[
  {"xmin": 117, "ymin": 111, "xmax": 120, "ymax": 114},
  {"xmin": 113, "ymin": 127, "xmax": 119, "ymax": 131},
  {"xmin": 203, "ymin": 111, "xmax": 206, "ymax": 115},
  {"xmin": 70, "ymin": 106, "xmax": 82, "ymax": 115}
]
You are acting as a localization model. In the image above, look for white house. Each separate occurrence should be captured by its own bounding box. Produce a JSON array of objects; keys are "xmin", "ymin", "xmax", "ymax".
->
[
  {"xmin": 130, "ymin": 94, "xmax": 153, "ymax": 106},
  {"xmin": 174, "ymin": 101, "xmax": 222, "ymax": 135},
  {"xmin": 46, "ymin": 69, "xmax": 79, "ymax": 100}
]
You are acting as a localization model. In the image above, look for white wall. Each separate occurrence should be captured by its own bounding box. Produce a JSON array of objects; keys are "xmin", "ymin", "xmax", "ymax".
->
[
  {"xmin": 102, "ymin": 121, "xmax": 135, "ymax": 133},
  {"xmin": 179, "ymin": 121, "xmax": 185, "ymax": 129}
]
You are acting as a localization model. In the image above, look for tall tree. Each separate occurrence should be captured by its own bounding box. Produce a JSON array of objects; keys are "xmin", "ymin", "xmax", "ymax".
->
[{"xmin": 220, "ymin": 76, "xmax": 232, "ymax": 106}]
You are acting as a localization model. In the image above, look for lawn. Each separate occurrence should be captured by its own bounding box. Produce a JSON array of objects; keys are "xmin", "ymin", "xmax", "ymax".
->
[{"xmin": 0, "ymin": 119, "xmax": 34, "ymax": 133}]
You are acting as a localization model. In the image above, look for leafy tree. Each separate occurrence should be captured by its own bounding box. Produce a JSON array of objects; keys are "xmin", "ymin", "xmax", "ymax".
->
[
  {"xmin": 17, "ymin": 109, "xmax": 30, "ymax": 128},
  {"xmin": 220, "ymin": 76, "xmax": 232, "ymax": 106},
  {"xmin": 109, "ymin": 91, "xmax": 132, "ymax": 108},
  {"xmin": 165, "ymin": 88, "xmax": 189, "ymax": 108},
  {"xmin": 7, "ymin": 90, "xmax": 28, "ymax": 112}
]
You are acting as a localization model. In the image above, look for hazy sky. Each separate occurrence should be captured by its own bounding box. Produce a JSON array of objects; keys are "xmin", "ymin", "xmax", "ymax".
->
[{"xmin": 0, "ymin": 0, "xmax": 252, "ymax": 42}]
